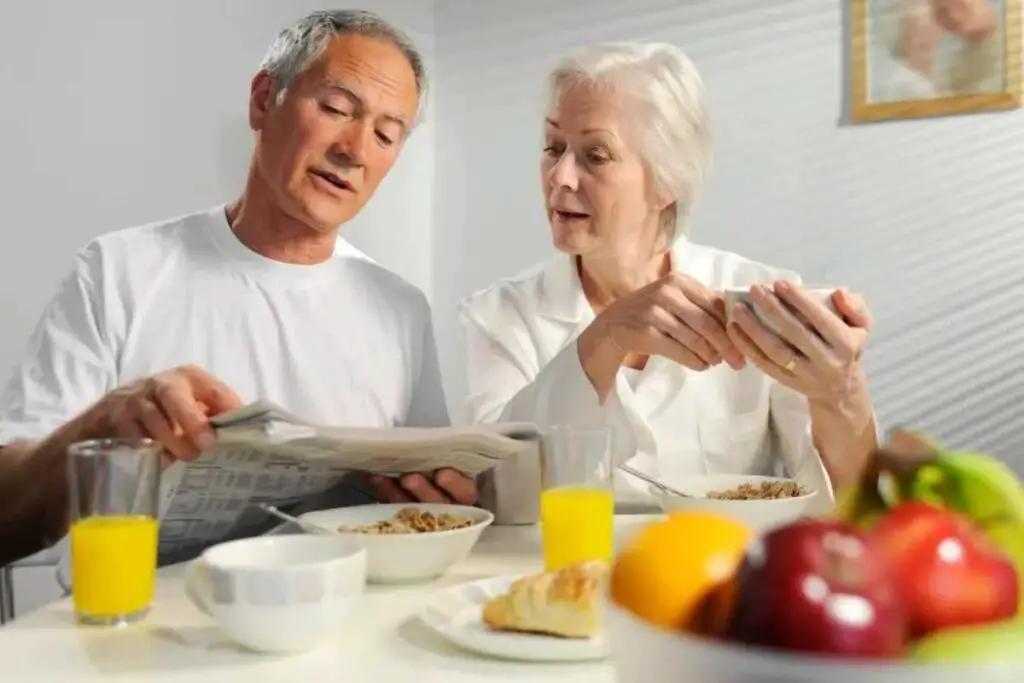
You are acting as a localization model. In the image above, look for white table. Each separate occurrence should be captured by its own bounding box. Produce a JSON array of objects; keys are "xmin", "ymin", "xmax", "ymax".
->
[{"xmin": 0, "ymin": 516, "xmax": 661, "ymax": 682}]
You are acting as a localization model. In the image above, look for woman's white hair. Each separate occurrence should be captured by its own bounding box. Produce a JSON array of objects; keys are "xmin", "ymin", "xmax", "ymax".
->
[
  {"xmin": 546, "ymin": 42, "xmax": 714, "ymax": 241},
  {"xmin": 258, "ymin": 10, "xmax": 428, "ymax": 121}
]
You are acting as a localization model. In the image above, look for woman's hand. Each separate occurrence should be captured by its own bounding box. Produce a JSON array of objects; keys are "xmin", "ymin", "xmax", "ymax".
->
[
  {"xmin": 578, "ymin": 273, "xmax": 746, "ymax": 398},
  {"xmin": 596, "ymin": 272, "xmax": 747, "ymax": 370},
  {"xmin": 726, "ymin": 281, "xmax": 872, "ymax": 414}
]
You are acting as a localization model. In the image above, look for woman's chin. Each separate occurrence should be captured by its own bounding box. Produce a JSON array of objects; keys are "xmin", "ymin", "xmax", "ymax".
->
[{"xmin": 550, "ymin": 226, "xmax": 595, "ymax": 255}]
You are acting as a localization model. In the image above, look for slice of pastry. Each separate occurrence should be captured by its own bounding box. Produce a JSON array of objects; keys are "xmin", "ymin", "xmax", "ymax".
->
[{"xmin": 482, "ymin": 561, "xmax": 608, "ymax": 639}]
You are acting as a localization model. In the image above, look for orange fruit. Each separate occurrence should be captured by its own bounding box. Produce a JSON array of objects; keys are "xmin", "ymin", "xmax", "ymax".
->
[{"xmin": 610, "ymin": 510, "xmax": 754, "ymax": 633}]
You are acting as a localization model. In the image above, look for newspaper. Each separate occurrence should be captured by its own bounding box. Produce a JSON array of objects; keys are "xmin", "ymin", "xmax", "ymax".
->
[{"xmin": 155, "ymin": 400, "xmax": 539, "ymax": 563}]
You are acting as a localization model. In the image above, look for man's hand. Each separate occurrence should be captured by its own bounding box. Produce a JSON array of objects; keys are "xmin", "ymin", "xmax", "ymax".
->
[
  {"xmin": 0, "ymin": 365, "xmax": 241, "ymax": 564},
  {"xmin": 370, "ymin": 468, "xmax": 478, "ymax": 505},
  {"xmin": 75, "ymin": 364, "xmax": 243, "ymax": 461}
]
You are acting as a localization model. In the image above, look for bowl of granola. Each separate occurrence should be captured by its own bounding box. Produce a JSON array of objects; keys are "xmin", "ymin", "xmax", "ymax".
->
[
  {"xmin": 297, "ymin": 503, "xmax": 494, "ymax": 584},
  {"xmin": 649, "ymin": 475, "xmax": 818, "ymax": 533}
]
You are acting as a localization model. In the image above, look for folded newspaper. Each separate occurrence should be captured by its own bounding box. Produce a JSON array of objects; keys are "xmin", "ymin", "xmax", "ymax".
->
[{"xmin": 155, "ymin": 400, "xmax": 540, "ymax": 563}]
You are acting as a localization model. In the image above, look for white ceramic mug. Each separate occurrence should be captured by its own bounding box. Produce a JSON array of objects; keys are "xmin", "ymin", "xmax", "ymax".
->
[
  {"xmin": 723, "ymin": 285, "xmax": 839, "ymax": 335},
  {"xmin": 184, "ymin": 534, "xmax": 367, "ymax": 654}
]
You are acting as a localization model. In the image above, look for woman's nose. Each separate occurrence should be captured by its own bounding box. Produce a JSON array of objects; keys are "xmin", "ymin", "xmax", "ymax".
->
[{"xmin": 549, "ymin": 152, "xmax": 579, "ymax": 191}]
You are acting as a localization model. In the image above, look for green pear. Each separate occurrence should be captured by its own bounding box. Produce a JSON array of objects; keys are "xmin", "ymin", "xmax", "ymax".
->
[{"xmin": 910, "ymin": 619, "xmax": 1024, "ymax": 663}]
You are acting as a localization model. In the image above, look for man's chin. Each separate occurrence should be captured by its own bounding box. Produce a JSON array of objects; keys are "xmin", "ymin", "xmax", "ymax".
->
[{"xmin": 295, "ymin": 196, "xmax": 359, "ymax": 233}]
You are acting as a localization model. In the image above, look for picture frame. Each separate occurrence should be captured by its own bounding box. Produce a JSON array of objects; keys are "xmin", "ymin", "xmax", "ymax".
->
[{"xmin": 850, "ymin": 0, "xmax": 1022, "ymax": 123}]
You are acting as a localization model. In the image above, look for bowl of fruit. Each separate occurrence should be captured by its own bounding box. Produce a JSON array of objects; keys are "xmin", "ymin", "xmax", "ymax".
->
[
  {"xmin": 649, "ymin": 474, "xmax": 817, "ymax": 533},
  {"xmin": 605, "ymin": 431, "xmax": 1024, "ymax": 682}
]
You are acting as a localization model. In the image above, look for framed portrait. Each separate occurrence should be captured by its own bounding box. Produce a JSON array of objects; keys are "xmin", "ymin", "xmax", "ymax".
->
[{"xmin": 851, "ymin": 0, "xmax": 1022, "ymax": 122}]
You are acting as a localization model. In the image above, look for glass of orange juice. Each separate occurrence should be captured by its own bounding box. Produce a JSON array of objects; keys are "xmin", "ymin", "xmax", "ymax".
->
[
  {"xmin": 539, "ymin": 427, "xmax": 614, "ymax": 571},
  {"xmin": 68, "ymin": 438, "xmax": 161, "ymax": 626}
]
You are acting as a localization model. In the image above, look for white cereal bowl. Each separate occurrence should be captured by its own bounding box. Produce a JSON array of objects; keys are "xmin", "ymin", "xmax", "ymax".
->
[
  {"xmin": 605, "ymin": 596, "xmax": 1023, "ymax": 683},
  {"xmin": 184, "ymin": 534, "xmax": 367, "ymax": 655},
  {"xmin": 298, "ymin": 503, "xmax": 494, "ymax": 584},
  {"xmin": 650, "ymin": 474, "xmax": 817, "ymax": 533}
]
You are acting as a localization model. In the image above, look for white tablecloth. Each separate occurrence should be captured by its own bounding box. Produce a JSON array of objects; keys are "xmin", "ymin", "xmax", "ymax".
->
[{"xmin": 0, "ymin": 515, "xmax": 662, "ymax": 682}]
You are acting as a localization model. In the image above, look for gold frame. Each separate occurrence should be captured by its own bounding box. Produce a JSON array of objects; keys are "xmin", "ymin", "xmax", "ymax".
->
[{"xmin": 850, "ymin": 0, "xmax": 1022, "ymax": 122}]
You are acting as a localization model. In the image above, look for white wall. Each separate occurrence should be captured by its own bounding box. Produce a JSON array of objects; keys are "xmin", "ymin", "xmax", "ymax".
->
[
  {"xmin": 432, "ymin": 0, "xmax": 1024, "ymax": 468},
  {"xmin": 0, "ymin": 0, "xmax": 435, "ymax": 377},
  {"xmin": 0, "ymin": 0, "xmax": 434, "ymax": 619}
]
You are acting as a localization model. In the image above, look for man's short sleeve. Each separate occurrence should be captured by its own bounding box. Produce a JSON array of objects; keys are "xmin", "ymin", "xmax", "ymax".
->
[{"xmin": 0, "ymin": 243, "xmax": 118, "ymax": 445}]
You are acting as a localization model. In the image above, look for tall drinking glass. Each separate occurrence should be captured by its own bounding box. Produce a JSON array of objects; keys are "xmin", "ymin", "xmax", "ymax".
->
[
  {"xmin": 539, "ymin": 427, "xmax": 614, "ymax": 571},
  {"xmin": 68, "ymin": 438, "xmax": 161, "ymax": 625}
]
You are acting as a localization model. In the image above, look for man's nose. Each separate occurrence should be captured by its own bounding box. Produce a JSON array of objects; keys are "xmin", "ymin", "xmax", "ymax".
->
[{"xmin": 329, "ymin": 121, "xmax": 373, "ymax": 168}]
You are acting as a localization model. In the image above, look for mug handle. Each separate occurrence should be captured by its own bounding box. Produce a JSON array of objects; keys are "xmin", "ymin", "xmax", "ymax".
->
[{"xmin": 183, "ymin": 558, "xmax": 213, "ymax": 617}]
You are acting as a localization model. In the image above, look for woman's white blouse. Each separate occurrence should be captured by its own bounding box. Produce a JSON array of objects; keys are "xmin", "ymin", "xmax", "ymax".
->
[{"xmin": 459, "ymin": 238, "xmax": 835, "ymax": 515}]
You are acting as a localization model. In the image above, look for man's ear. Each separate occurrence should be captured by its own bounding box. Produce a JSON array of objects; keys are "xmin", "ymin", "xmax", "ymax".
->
[{"xmin": 249, "ymin": 70, "xmax": 277, "ymax": 132}]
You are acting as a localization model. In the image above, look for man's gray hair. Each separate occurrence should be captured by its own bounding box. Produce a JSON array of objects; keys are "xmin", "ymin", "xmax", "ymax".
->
[
  {"xmin": 259, "ymin": 9, "xmax": 428, "ymax": 118},
  {"xmin": 546, "ymin": 42, "xmax": 714, "ymax": 242}
]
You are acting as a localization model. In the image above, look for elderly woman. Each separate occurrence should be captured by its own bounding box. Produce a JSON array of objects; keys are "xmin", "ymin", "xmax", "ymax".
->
[{"xmin": 458, "ymin": 42, "xmax": 879, "ymax": 511}]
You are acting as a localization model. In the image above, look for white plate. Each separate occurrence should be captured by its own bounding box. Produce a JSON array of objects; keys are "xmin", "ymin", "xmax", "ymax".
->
[{"xmin": 419, "ymin": 574, "xmax": 609, "ymax": 662}]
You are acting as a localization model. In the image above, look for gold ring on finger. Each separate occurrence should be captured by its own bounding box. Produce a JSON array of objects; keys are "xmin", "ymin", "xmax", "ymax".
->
[{"xmin": 783, "ymin": 356, "xmax": 798, "ymax": 373}]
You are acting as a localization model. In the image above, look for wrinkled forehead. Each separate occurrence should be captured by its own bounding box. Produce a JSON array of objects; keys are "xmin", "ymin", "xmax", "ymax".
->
[
  {"xmin": 300, "ymin": 33, "xmax": 420, "ymax": 121},
  {"xmin": 546, "ymin": 79, "xmax": 646, "ymax": 140}
]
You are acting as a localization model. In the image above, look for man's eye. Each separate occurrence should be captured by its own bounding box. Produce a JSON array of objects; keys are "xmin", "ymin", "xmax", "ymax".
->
[{"xmin": 320, "ymin": 103, "xmax": 349, "ymax": 117}]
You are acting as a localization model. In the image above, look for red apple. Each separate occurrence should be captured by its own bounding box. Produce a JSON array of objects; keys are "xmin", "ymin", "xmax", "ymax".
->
[
  {"xmin": 724, "ymin": 519, "xmax": 907, "ymax": 658},
  {"xmin": 871, "ymin": 501, "xmax": 1019, "ymax": 637}
]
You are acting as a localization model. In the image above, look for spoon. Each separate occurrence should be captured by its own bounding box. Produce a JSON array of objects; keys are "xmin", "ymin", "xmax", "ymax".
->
[
  {"xmin": 617, "ymin": 463, "xmax": 692, "ymax": 499},
  {"xmin": 256, "ymin": 502, "xmax": 337, "ymax": 535}
]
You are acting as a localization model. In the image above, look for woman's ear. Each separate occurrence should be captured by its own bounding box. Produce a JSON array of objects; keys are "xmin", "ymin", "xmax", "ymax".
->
[
  {"xmin": 657, "ymin": 202, "xmax": 679, "ymax": 239},
  {"xmin": 659, "ymin": 199, "xmax": 678, "ymax": 222}
]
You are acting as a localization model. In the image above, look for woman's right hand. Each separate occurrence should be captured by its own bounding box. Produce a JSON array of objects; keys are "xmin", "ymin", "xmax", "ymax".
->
[{"xmin": 577, "ymin": 273, "xmax": 745, "ymax": 396}]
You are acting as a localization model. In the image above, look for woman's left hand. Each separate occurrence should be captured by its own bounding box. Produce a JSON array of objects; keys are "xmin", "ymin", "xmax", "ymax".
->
[{"xmin": 726, "ymin": 281, "xmax": 873, "ymax": 408}]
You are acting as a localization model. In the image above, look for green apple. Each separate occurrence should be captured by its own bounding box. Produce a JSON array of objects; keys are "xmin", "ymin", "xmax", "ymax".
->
[{"xmin": 910, "ymin": 619, "xmax": 1024, "ymax": 663}]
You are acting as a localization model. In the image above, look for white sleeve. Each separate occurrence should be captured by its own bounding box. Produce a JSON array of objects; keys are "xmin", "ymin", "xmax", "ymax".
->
[
  {"xmin": 461, "ymin": 302, "xmax": 635, "ymax": 444},
  {"xmin": 403, "ymin": 307, "xmax": 451, "ymax": 429},
  {"xmin": 769, "ymin": 380, "xmax": 835, "ymax": 514},
  {"xmin": 463, "ymin": 319, "xmax": 606, "ymax": 428},
  {"xmin": 0, "ymin": 245, "xmax": 118, "ymax": 445},
  {"xmin": 461, "ymin": 305, "xmax": 637, "ymax": 523}
]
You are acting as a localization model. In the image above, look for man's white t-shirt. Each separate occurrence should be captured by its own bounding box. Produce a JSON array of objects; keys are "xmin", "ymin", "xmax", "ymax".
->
[{"xmin": 0, "ymin": 204, "xmax": 449, "ymax": 483}]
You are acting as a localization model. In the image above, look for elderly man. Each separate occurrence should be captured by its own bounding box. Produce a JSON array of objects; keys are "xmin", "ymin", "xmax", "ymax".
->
[{"xmin": 0, "ymin": 9, "xmax": 475, "ymax": 567}]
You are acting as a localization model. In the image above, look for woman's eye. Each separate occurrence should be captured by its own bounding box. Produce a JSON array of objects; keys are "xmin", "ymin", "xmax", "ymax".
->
[
  {"xmin": 543, "ymin": 145, "xmax": 563, "ymax": 157},
  {"xmin": 376, "ymin": 131, "xmax": 395, "ymax": 147}
]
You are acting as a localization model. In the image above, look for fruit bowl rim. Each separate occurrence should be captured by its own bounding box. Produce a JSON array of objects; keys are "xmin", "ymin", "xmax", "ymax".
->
[{"xmin": 602, "ymin": 592, "xmax": 1024, "ymax": 677}]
